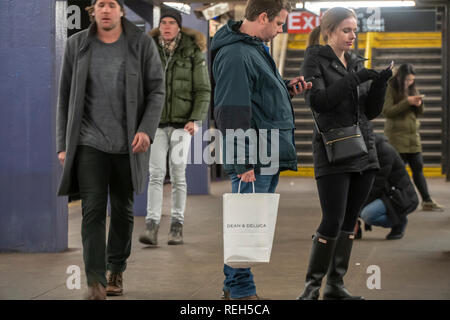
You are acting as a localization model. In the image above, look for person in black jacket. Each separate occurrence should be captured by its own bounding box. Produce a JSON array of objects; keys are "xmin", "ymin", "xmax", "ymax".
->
[
  {"xmin": 359, "ymin": 134, "xmax": 418, "ymax": 240},
  {"xmin": 297, "ymin": 7, "xmax": 392, "ymax": 300}
]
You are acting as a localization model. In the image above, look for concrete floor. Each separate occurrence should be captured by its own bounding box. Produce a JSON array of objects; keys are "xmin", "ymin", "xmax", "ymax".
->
[{"xmin": 1, "ymin": 177, "xmax": 449, "ymax": 300}]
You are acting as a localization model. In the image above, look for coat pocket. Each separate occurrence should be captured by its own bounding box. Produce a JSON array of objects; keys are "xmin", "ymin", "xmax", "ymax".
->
[{"xmin": 172, "ymin": 90, "xmax": 193, "ymax": 118}]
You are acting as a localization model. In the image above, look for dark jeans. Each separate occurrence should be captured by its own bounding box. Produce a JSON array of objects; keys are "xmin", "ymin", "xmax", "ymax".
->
[
  {"xmin": 316, "ymin": 171, "xmax": 376, "ymax": 238},
  {"xmin": 223, "ymin": 171, "xmax": 280, "ymax": 299},
  {"xmin": 400, "ymin": 152, "xmax": 431, "ymax": 202},
  {"xmin": 75, "ymin": 145, "xmax": 134, "ymax": 287}
]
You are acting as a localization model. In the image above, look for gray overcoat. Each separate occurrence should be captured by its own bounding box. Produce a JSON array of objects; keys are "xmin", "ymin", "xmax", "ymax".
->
[{"xmin": 56, "ymin": 18, "xmax": 165, "ymax": 196}]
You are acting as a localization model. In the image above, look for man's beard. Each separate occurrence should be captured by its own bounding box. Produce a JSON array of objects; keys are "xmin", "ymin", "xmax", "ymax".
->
[{"xmin": 100, "ymin": 21, "xmax": 119, "ymax": 31}]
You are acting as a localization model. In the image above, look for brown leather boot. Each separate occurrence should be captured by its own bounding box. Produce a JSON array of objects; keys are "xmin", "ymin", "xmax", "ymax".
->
[
  {"xmin": 168, "ymin": 221, "xmax": 183, "ymax": 245},
  {"xmin": 106, "ymin": 271, "xmax": 123, "ymax": 296},
  {"xmin": 222, "ymin": 290, "xmax": 230, "ymax": 300},
  {"xmin": 85, "ymin": 282, "xmax": 106, "ymax": 300}
]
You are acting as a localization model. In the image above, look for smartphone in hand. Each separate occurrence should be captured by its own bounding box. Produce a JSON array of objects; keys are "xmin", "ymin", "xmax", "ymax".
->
[
  {"xmin": 288, "ymin": 76, "xmax": 315, "ymax": 90},
  {"xmin": 387, "ymin": 61, "xmax": 395, "ymax": 70}
]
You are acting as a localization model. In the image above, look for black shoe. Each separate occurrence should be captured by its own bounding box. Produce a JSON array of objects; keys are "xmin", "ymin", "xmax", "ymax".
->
[
  {"xmin": 323, "ymin": 284, "xmax": 364, "ymax": 300},
  {"xmin": 386, "ymin": 219, "xmax": 408, "ymax": 240},
  {"xmin": 355, "ymin": 220, "xmax": 362, "ymax": 240},
  {"xmin": 297, "ymin": 233, "xmax": 337, "ymax": 300},
  {"xmin": 364, "ymin": 223, "xmax": 372, "ymax": 231}
]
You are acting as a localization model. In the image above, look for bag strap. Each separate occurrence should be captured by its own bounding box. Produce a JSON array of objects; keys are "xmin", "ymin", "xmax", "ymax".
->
[
  {"xmin": 310, "ymin": 86, "xmax": 360, "ymax": 134},
  {"xmin": 310, "ymin": 110, "xmax": 323, "ymax": 134},
  {"xmin": 238, "ymin": 180, "xmax": 255, "ymax": 194}
]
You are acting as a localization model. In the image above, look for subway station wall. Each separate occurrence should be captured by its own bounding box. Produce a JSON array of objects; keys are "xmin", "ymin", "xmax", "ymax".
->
[
  {"xmin": 0, "ymin": 0, "xmax": 68, "ymax": 252},
  {"xmin": 0, "ymin": 1, "xmax": 211, "ymax": 247}
]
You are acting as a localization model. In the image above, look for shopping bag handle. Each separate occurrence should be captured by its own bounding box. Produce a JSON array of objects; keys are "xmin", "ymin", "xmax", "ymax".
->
[{"xmin": 238, "ymin": 180, "xmax": 255, "ymax": 194}]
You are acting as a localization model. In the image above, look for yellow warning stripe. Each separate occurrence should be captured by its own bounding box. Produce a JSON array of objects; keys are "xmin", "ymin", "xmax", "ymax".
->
[
  {"xmin": 280, "ymin": 166, "xmax": 445, "ymax": 178},
  {"xmin": 288, "ymin": 32, "xmax": 442, "ymax": 50}
]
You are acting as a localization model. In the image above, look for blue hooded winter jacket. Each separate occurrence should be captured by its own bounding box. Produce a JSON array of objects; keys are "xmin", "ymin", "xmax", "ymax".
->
[{"xmin": 211, "ymin": 20, "xmax": 298, "ymax": 175}]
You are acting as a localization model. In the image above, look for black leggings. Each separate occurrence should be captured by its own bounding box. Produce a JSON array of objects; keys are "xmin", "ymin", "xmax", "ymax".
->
[
  {"xmin": 316, "ymin": 171, "xmax": 376, "ymax": 238},
  {"xmin": 400, "ymin": 153, "xmax": 431, "ymax": 202}
]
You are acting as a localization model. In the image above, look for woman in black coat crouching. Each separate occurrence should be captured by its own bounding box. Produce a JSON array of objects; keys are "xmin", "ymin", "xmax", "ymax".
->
[
  {"xmin": 359, "ymin": 133, "xmax": 418, "ymax": 240},
  {"xmin": 297, "ymin": 7, "xmax": 392, "ymax": 300}
]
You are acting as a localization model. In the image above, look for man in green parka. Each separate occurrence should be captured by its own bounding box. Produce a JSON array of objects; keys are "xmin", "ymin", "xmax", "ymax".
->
[{"xmin": 139, "ymin": 8, "xmax": 211, "ymax": 246}]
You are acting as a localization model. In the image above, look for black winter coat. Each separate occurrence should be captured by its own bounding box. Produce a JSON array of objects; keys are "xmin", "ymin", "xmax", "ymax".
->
[
  {"xmin": 301, "ymin": 45, "xmax": 388, "ymax": 178},
  {"xmin": 366, "ymin": 134, "xmax": 419, "ymax": 225}
]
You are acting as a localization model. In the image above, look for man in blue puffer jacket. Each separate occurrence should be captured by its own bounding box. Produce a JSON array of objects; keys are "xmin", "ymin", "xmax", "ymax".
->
[{"xmin": 211, "ymin": 0, "xmax": 312, "ymax": 300}]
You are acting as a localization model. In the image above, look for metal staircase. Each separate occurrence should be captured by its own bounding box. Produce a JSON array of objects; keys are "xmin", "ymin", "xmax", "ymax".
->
[{"xmin": 284, "ymin": 39, "xmax": 443, "ymax": 168}]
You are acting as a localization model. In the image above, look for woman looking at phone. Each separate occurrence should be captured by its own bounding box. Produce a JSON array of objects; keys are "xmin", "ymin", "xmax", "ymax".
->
[
  {"xmin": 382, "ymin": 63, "xmax": 444, "ymax": 211},
  {"xmin": 298, "ymin": 7, "xmax": 393, "ymax": 300}
]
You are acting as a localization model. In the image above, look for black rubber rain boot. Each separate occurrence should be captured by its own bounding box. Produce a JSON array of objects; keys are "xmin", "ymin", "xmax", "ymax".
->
[
  {"xmin": 323, "ymin": 231, "xmax": 364, "ymax": 300},
  {"xmin": 297, "ymin": 233, "xmax": 337, "ymax": 300}
]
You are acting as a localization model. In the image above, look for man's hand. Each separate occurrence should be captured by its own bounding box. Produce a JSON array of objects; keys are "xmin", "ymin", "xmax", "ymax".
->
[
  {"xmin": 407, "ymin": 95, "xmax": 423, "ymax": 107},
  {"xmin": 238, "ymin": 169, "xmax": 256, "ymax": 183},
  {"xmin": 58, "ymin": 151, "xmax": 66, "ymax": 167},
  {"xmin": 184, "ymin": 121, "xmax": 199, "ymax": 136},
  {"xmin": 132, "ymin": 132, "xmax": 151, "ymax": 153},
  {"xmin": 288, "ymin": 76, "xmax": 313, "ymax": 97}
]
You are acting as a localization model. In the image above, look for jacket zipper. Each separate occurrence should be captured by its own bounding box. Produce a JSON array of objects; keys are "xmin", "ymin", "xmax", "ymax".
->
[{"xmin": 161, "ymin": 48, "xmax": 172, "ymax": 121}]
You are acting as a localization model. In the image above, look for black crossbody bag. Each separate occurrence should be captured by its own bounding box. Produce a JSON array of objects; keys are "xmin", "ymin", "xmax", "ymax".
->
[{"xmin": 311, "ymin": 97, "xmax": 368, "ymax": 164}]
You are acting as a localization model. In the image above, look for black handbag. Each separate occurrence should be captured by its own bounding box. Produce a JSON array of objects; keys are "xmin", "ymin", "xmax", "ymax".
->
[
  {"xmin": 311, "ymin": 105, "xmax": 368, "ymax": 164},
  {"xmin": 385, "ymin": 184, "xmax": 418, "ymax": 216}
]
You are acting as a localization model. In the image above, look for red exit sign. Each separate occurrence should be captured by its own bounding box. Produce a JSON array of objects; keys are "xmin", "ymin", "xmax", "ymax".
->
[{"xmin": 288, "ymin": 11, "xmax": 320, "ymax": 34}]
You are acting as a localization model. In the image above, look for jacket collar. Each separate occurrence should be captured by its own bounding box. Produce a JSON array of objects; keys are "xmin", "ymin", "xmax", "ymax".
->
[
  {"xmin": 79, "ymin": 17, "xmax": 141, "ymax": 53},
  {"xmin": 149, "ymin": 27, "xmax": 208, "ymax": 53},
  {"xmin": 226, "ymin": 20, "xmax": 265, "ymax": 47},
  {"xmin": 317, "ymin": 44, "xmax": 367, "ymax": 74}
]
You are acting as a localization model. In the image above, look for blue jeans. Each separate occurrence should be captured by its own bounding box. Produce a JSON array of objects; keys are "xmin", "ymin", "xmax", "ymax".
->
[
  {"xmin": 360, "ymin": 199, "xmax": 393, "ymax": 228},
  {"xmin": 223, "ymin": 171, "xmax": 280, "ymax": 299}
]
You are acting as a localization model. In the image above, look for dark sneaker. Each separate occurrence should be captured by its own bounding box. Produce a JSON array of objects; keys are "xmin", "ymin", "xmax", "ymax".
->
[
  {"xmin": 386, "ymin": 219, "xmax": 408, "ymax": 240},
  {"xmin": 106, "ymin": 271, "xmax": 123, "ymax": 296},
  {"xmin": 168, "ymin": 221, "xmax": 183, "ymax": 245},
  {"xmin": 85, "ymin": 282, "xmax": 106, "ymax": 300},
  {"xmin": 139, "ymin": 219, "xmax": 159, "ymax": 245}
]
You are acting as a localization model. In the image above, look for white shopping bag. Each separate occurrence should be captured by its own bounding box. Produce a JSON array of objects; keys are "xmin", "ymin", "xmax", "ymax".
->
[{"xmin": 223, "ymin": 181, "xmax": 280, "ymax": 268}]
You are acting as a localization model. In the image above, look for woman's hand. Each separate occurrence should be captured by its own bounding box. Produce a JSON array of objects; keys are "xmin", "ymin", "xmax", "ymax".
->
[
  {"xmin": 355, "ymin": 68, "xmax": 379, "ymax": 84},
  {"xmin": 407, "ymin": 95, "xmax": 423, "ymax": 107},
  {"xmin": 378, "ymin": 69, "xmax": 393, "ymax": 83}
]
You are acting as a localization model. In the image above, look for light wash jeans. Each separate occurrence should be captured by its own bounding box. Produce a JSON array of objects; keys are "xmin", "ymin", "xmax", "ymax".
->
[
  {"xmin": 146, "ymin": 127, "xmax": 191, "ymax": 225},
  {"xmin": 360, "ymin": 199, "xmax": 393, "ymax": 228}
]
